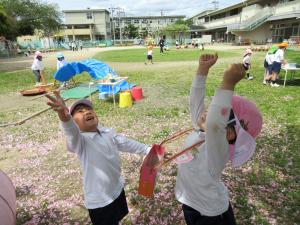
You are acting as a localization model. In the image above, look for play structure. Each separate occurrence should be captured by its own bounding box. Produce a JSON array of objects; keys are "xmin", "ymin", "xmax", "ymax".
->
[
  {"xmin": 4, "ymin": 59, "xmax": 141, "ymax": 127},
  {"xmin": 0, "ymin": 170, "xmax": 16, "ymax": 225}
]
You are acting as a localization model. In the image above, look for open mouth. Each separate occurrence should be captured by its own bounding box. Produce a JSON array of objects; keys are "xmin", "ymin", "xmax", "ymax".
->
[{"xmin": 86, "ymin": 116, "xmax": 94, "ymax": 121}]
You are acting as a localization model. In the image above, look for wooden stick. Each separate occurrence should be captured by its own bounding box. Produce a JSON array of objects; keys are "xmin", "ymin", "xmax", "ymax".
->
[{"xmin": 0, "ymin": 98, "xmax": 69, "ymax": 127}]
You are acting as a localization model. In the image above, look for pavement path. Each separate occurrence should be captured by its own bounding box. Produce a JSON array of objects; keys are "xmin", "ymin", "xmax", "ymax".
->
[{"xmin": 0, "ymin": 44, "xmax": 246, "ymax": 72}]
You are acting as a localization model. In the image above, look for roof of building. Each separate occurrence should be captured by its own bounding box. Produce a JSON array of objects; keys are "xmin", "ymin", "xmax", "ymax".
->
[
  {"xmin": 120, "ymin": 15, "xmax": 185, "ymax": 19},
  {"xmin": 63, "ymin": 9, "xmax": 109, "ymax": 13}
]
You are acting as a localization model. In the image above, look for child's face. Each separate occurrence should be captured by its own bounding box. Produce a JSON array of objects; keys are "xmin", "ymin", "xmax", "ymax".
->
[
  {"xmin": 197, "ymin": 111, "xmax": 207, "ymax": 131},
  {"xmin": 72, "ymin": 104, "xmax": 98, "ymax": 132},
  {"xmin": 197, "ymin": 111, "xmax": 237, "ymax": 142}
]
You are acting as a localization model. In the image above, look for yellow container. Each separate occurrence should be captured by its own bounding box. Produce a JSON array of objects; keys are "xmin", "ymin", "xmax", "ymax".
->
[{"xmin": 119, "ymin": 91, "xmax": 133, "ymax": 108}]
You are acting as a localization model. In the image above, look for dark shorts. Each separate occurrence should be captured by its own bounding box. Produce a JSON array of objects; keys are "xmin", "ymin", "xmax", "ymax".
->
[
  {"xmin": 264, "ymin": 60, "xmax": 273, "ymax": 74},
  {"xmin": 272, "ymin": 61, "xmax": 282, "ymax": 73},
  {"xmin": 32, "ymin": 70, "xmax": 41, "ymax": 82},
  {"xmin": 88, "ymin": 189, "xmax": 128, "ymax": 225},
  {"xmin": 182, "ymin": 203, "xmax": 236, "ymax": 225},
  {"xmin": 147, "ymin": 55, "xmax": 152, "ymax": 60}
]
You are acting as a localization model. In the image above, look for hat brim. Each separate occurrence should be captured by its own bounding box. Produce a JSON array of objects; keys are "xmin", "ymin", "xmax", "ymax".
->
[
  {"xmin": 229, "ymin": 116, "xmax": 257, "ymax": 168},
  {"xmin": 69, "ymin": 99, "xmax": 93, "ymax": 115}
]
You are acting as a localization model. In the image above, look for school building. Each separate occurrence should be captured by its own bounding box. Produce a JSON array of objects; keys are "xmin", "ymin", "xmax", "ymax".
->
[
  {"xmin": 189, "ymin": 0, "xmax": 300, "ymax": 44},
  {"xmin": 62, "ymin": 9, "xmax": 111, "ymax": 41},
  {"xmin": 113, "ymin": 15, "xmax": 185, "ymax": 39}
]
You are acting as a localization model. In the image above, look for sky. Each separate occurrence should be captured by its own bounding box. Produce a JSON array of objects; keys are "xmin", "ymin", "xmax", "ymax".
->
[{"xmin": 48, "ymin": 0, "xmax": 243, "ymax": 18}]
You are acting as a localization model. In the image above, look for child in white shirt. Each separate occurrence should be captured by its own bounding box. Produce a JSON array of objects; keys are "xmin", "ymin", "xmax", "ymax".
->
[
  {"xmin": 145, "ymin": 45, "xmax": 153, "ymax": 65},
  {"xmin": 56, "ymin": 52, "xmax": 67, "ymax": 70},
  {"xmin": 175, "ymin": 54, "xmax": 263, "ymax": 225},
  {"xmin": 45, "ymin": 93, "xmax": 156, "ymax": 225},
  {"xmin": 31, "ymin": 51, "xmax": 45, "ymax": 85},
  {"xmin": 243, "ymin": 49, "xmax": 253, "ymax": 80}
]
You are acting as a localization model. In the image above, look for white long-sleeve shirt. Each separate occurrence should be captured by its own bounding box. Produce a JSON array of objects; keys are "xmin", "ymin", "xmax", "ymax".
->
[
  {"xmin": 60, "ymin": 119, "xmax": 149, "ymax": 209},
  {"xmin": 31, "ymin": 58, "xmax": 44, "ymax": 70},
  {"xmin": 175, "ymin": 75, "xmax": 233, "ymax": 216},
  {"xmin": 57, "ymin": 59, "xmax": 67, "ymax": 70}
]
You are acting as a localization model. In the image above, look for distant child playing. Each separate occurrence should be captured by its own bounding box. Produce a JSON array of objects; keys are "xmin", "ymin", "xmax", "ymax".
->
[
  {"xmin": 243, "ymin": 48, "xmax": 253, "ymax": 80},
  {"xmin": 56, "ymin": 52, "xmax": 67, "ymax": 70},
  {"xmin": 145, "ymin": 45, "xmax": 153, "ymax": 65},
  {"xmin": 31, "ymin": 51, "xmax": 45, "ymax": 85},
  {"xmin": 45, "ymin": 93, "xmax": 156, "ymax": 225},
  {"xmin": 175, "ymin": 54, "xmax": 263, "ymax": 225}
]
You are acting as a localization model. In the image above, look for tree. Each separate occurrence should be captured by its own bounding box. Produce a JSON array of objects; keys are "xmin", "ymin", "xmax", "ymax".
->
[
  {"xmin": 0, "ymin": 0, "xmax": 62, "ymax": 40},
  {"xmin": 122, "ymin": 24, "xmax": 138, "ymax": 39},
  {"xmin": 0, "ymin": 4, "xmax": 11, "ymax": 36},
  {"xmin": 162, "ymin": 20, "xmax": 190, "ymax": 44}
]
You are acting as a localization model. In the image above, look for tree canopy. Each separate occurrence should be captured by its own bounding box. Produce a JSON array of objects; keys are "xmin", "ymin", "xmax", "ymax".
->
[{"xmin": 0, "ymin": 0, "xmax": 62, "ymax": 40}]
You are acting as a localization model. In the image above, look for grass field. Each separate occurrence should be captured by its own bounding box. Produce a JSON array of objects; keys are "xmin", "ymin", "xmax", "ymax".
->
[{"xmin": 0, "ymin": 47, "xmax": 299, "ymax": 225}]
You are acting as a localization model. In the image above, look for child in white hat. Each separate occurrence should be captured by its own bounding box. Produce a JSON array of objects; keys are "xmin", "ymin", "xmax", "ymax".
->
[
  {"xmin": 243, "ymin": 48, "xmax": 253, "ymax": 80},
  {"xmin": 31, "ymin": 51, "xmax": 45, "ymax": 85}
]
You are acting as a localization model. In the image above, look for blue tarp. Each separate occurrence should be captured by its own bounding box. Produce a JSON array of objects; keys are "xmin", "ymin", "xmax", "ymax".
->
[
  {"xmin": 53, "ymin": 59, "xmax": 118, "ymax": 82},
  {"xmin": 97, "ymin": 81, "xmax": 136, "ymax": 95}
]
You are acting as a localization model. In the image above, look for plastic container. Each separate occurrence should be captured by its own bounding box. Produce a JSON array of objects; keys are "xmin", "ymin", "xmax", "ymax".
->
[
  {"xmin": 119, "ymin": 91, "xmax": 133, "ymax": 108},
  {"xmin": 131, "ymin": 86, "xmax": 144, "ymax": 101}
]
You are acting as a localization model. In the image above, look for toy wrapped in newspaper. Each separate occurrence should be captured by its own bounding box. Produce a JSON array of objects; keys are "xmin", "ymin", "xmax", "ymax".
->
[{"xmin": 138, "ymin": 129, "xmax": 204, "ymax": 198}]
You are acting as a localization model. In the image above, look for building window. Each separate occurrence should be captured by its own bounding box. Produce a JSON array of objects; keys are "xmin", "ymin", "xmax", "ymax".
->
[
  {"xmin": 170, "ymin": 19, "xmax": 174, "ymax": 22},
  {"xmin": 134, "ymin": 19, "xmax": 139, "ymax": 24},
  {"xmin": 86, "ymin": 12, "xmax": 92, "ymax": 19}
]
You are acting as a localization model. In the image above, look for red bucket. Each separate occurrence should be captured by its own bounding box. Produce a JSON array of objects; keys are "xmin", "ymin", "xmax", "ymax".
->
[
  {"xmin": 131, "ymin": 86, "xmax": 144, "ymax": 101},
  {"xmin": 138, "ymin": 144, "xmax": 165, "ymax": 198}
]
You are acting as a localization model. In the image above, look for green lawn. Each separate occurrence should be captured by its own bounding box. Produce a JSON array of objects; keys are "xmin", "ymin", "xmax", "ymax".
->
[{"xmin": 0, "ymin": 47, "xmax": 299, "ymax": 225}]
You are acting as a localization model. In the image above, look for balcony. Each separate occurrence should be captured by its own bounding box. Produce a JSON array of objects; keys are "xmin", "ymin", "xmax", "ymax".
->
[
  {"xmin": 64, "ymin": 28, "xmax": 92, "ymax": 36},
  {"xmin": 227, "ymin": 7, "xmax": 274, "ymax": 31}
]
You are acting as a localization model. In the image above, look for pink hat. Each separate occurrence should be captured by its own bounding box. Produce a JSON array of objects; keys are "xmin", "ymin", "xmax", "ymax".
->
[
  {"xmin": 229, "ymin": 96, "xmax": 263, "ymax": 167},
  {"xmin": 69, "ymin": 99, "xmax": 93, "ymax": 115},
  {"xmin": 34, "ymin": 51, "xmax": 42, "ymax": 57},
  {"xmin": 245, "ymin": 48, "xmax": 253, "ymax": 55}
]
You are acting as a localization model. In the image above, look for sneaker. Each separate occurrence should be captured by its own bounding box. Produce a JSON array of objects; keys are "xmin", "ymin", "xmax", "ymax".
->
[
  {"xmin": 271, "ymin": 83, "xmax": 280, "ymax": 87},
  {"xmin": 247, "ymin": 76, "xmax": 253, "ymax": 80},
  {"xmin": 263, "ymin": 80, "xmax": 267, "ymax": 85}
]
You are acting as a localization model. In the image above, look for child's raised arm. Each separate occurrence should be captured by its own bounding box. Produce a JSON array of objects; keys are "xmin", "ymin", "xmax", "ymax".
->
[
  {"xmin": 220, "ymin": 63, "xmax": 246, "ymax": 91},
  {"xmin": 197, "ymin": 53, "xmax": 218, "ymax": 76},
  {"xmin": 45, "ymin": 91, "xmax": 70, "ymax": 122}
]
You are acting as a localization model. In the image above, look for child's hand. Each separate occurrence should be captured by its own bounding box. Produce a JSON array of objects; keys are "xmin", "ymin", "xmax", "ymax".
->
[
  {"xmin": 45, "ymin": 90, "xmax": 70, "ymax": 122},
  {"xmin": 221, "ymin": 63, "xmax": 246, "ymax": 90},
  {"xmin": 197, "ymin": 53, "xmax": 218, "ymax": 75}
]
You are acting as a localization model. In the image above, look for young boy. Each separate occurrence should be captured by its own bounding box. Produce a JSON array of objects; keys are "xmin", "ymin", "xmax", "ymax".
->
[
  {"xmin": 243, "ymin": 48, "xmax": 253, "ymax": 80},
  {"xmin": 46, "ymin": 92, "xmax": 154, "ymax": 225},
  {"xmin": 175, "ymin": 54, "xmax": 263, "ymax": 225},
  {"xmin": 269, "ymin": 42, "xmax": 288, "ymax": 87},
  {"xmin": 145, "ymin": 45, "xmax": 153, "ymax": 65},
  {"xmin": 31, "ymin": 51, "xmax": 45, "ymax": 85},
  {"xmin": 56, "ymin": 52, "xmax": 67, "ymax": 70}
]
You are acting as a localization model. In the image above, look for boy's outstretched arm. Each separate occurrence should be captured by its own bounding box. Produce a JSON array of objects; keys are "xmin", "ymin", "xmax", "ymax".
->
[{"xmin": 45, "ymin": 90, "xmax": 70, "ymax": 122}]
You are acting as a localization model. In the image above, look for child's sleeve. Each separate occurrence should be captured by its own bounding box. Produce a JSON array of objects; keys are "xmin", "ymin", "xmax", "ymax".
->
[
  {"xmin": 189, "ymin": 75, "xmax": 207, "ymax": 129},
  {"xmin": 60, "ymin": 119, "xmax": 84, "ymax": 155},
  {"xmin": 113, "ymin": 134, "xmax": 150, "ymax": 155},
  {"xmin": 205, "ymin": 89, "xmax": 233, "ymax": 179}
]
